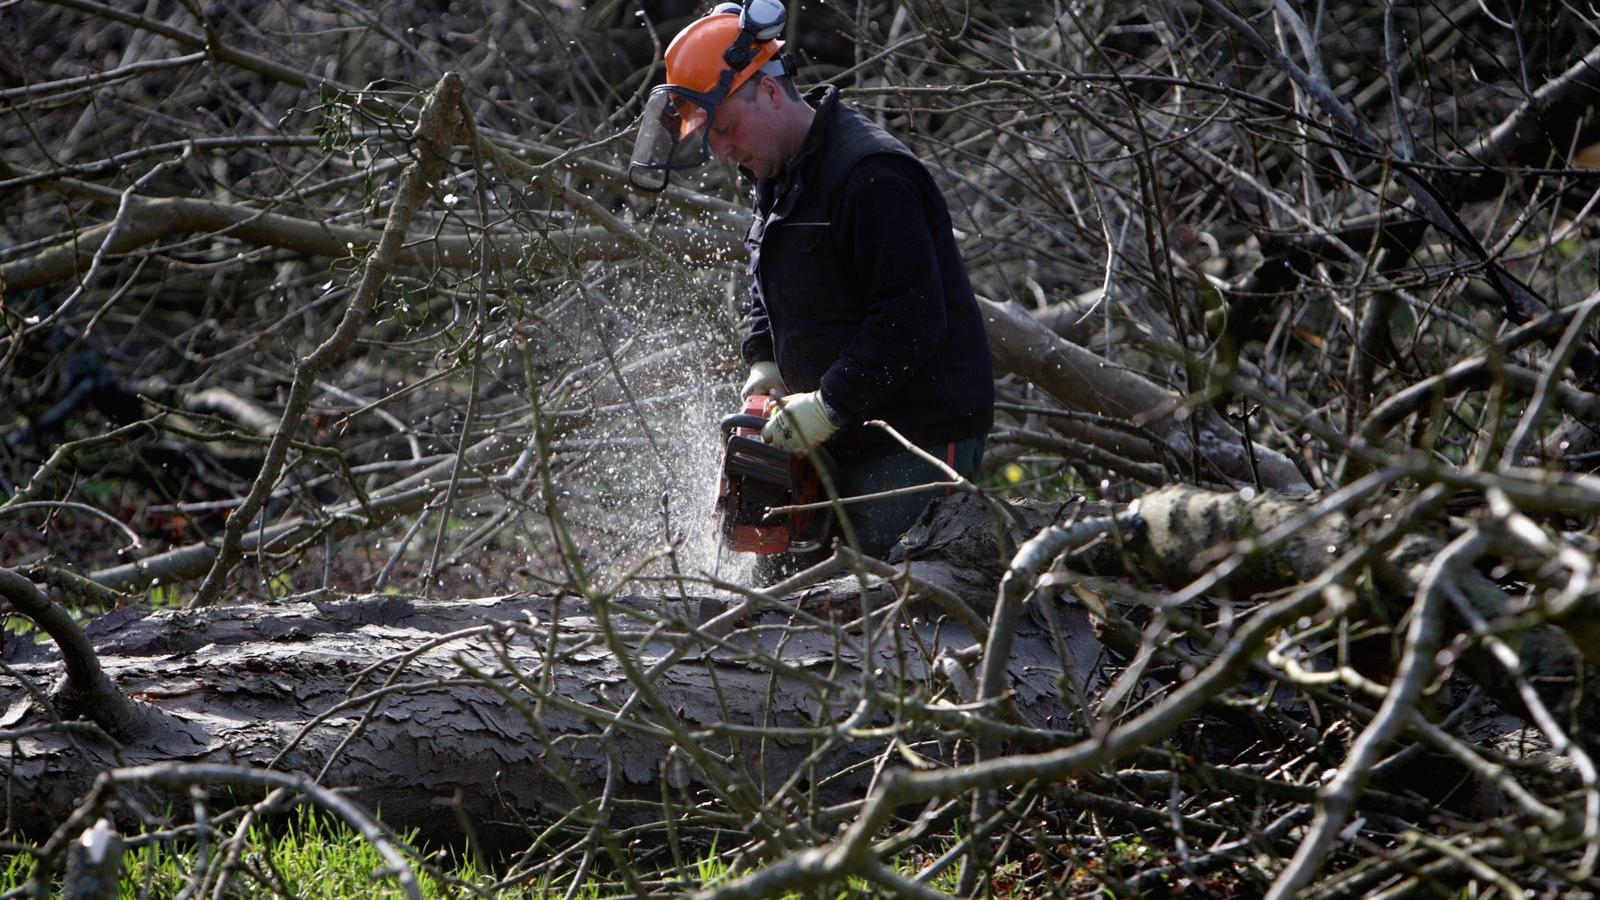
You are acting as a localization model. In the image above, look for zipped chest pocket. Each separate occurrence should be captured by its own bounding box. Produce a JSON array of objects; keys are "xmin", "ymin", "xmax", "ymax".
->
[
  {"xmin": 762, "ymin": 221, "xmax": 851, "ymax": 324},
  {"xmin": 771, "ymin": 221, "xmax": 831, "ymax": 254}
]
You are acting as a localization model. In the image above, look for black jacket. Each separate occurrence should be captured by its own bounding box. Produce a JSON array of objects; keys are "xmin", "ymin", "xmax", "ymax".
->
[{"xmin": 740, "ymin": 86, "xmax": 994, "ymax": 456}]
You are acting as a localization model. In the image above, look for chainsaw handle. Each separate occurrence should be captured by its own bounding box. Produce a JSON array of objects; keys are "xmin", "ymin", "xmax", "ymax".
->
[{"xmin": 720, "ymin": 413, "xmax": 770, "ymax": 434}]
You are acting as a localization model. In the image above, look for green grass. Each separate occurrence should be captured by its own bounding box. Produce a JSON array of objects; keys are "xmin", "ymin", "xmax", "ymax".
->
[
  {"xmin": 1, "ymin": 812, "xmax": 1028, "ymax": 898},
  {"xmin": 4, "ymin": 809, "xmax": 727, "ymax": 898},
  {"xmin": 2, "ymin": 806, "xmax": 492, "ymax": 899},
  {"xmin": 145, "ymin": 581, "xmax": 182, "ymax": 607}
]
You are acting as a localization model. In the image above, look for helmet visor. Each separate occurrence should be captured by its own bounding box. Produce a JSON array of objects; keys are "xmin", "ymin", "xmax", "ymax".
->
[{"xmin": 629, "ymin": 89, "xmax": 717, "ymax": 192}]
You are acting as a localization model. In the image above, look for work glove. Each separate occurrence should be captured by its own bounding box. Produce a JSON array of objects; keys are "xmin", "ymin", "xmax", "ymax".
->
[
  {"xmin": 741, "ymin": 360, "xmax": 786, "ymax": 399},
  {"xmin": 762, "ymin": 390, "xmax": 842, "ymax": 452}
]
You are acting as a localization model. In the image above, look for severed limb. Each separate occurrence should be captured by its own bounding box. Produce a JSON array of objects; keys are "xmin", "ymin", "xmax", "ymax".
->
[
  {"xmin": 981, "ymin": 297, "xmax": 1310, "ymax": 492},
  {"xmin": 0, "ymin": 567, "xmax": 162, "ymax": 740}
]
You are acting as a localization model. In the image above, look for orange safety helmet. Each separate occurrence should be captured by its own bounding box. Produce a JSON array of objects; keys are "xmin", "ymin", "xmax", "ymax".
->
[
  {"xmin": 629, "ymin": 1, "xmax": 793, "ymax": 192},
  {"xmin": 664, "ymin": 10, "xmax": 784, "ymax": 100}
]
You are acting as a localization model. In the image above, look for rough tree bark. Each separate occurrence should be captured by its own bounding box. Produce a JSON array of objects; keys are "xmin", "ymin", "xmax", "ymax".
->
[
  {"xmin": 1, "ymin": 497, "xmax": 1105, "ymax": 848},
  {"xmin": 6, "ymin": 486, "xmax": 1583, "ymax": 861}
]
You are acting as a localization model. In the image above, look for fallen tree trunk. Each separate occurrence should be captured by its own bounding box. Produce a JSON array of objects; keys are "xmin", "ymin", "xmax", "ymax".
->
[
  {"xmin": 5, "ymin": 486, "xmax": 1587, "ymax": 890},
  {"xmin": 1, "ymin": 497, "xmax": 1104, "ymax": 850}
]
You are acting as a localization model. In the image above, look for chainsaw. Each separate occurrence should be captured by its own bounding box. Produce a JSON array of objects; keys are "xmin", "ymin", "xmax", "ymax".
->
[{"xmin": 714, "ymin": 394, "xmax": 836, "ymax": 555}]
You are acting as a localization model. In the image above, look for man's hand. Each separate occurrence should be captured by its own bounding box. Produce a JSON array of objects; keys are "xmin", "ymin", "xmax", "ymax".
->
[
  {"xmin": 762, "ymin": 391, "xmax": 841, "ymax": 452},
  {"xmin": 741, "ymin": 361, "xmax": 786, "ymax": 399}
]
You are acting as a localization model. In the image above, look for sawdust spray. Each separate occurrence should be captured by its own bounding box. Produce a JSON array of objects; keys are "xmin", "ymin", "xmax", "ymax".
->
[{"xmin": 550, "ymin": 265, "xmax": 756, "ymax": 597}]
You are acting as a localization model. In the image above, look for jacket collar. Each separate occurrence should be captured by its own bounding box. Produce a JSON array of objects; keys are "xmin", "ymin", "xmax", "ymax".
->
[{"xmin": 755, "ymin": 85, "xmax": 841, "ymax": 214}]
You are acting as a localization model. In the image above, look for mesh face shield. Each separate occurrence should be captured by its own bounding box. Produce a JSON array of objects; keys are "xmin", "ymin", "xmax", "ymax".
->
[
  {"xmin": 630, "ymin": 2, "xmax": 792, "ymax": 192},
  {"xmin": 629, "ymin": 88, "xmax": 720, "ymax": 192}
]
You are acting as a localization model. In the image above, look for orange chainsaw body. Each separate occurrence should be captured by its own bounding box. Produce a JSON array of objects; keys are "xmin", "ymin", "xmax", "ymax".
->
[{"xmin": 715, "ymin": 395, "xmax": 833, "ymax": 555}]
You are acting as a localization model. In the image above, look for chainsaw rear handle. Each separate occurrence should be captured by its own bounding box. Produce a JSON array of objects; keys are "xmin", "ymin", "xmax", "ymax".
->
[
  {"xmin": 721, "ymin": 413, "xmax": 769, "ymax": 434},
  {"xmin": 722, "ymin": 414, "xmax": 842, "ymax": 471},
  {"xmin": 721, "ymin": 397, "xmax": 840, "ymax": 472}
]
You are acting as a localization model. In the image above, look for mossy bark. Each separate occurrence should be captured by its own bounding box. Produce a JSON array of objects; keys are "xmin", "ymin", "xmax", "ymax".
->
[{"xmin": 1130, "ymin": 484, "xmax": 1349, "ymax": 593}]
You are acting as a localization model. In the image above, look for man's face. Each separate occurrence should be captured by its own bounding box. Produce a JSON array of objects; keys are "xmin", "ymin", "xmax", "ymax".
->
[{"xmin": 706, "ymin": 79, "xmax": 784, "ymax": 180}]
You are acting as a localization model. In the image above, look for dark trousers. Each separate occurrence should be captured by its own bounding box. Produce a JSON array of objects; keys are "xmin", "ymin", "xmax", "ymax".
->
[
  {"xmin": 757, "ymin": 434, "xmax": 986, "ymax": 582},
  {"xmin": 833, "ymin": 434, "xmax": 987, "ymax": 558}
]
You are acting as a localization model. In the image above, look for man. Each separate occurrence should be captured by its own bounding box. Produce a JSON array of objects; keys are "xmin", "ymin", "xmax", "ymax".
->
[{"xmin": 631, "ymin": 1, "xmax": 994, "ymax": 559}]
